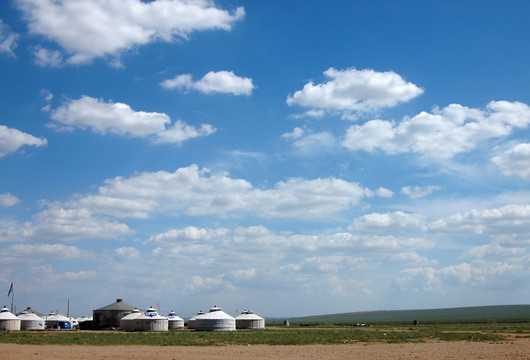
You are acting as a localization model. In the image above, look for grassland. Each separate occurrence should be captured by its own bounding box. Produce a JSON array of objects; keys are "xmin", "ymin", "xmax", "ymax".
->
[
  {"xmin": 288, "ymin": 304, "xmax": 530, "ymax": 324},
  {"xmin": 0, "ymin": 322, "xmax": 528, "ymax": 346}
]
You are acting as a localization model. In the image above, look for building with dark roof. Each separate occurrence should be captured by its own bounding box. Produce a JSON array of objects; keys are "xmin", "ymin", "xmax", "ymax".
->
[{"xmin": 93, "ymin": 298, "xmax": 137, "ymax": 329}]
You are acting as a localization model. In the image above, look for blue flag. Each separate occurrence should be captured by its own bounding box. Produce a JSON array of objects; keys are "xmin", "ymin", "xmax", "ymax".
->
[{"xmin": 7, "ymin": 282, "xmax": 13, "ymax": 297}]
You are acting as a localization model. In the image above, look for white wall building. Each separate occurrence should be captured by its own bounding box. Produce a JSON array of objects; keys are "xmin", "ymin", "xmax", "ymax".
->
[
  {"xmin": 0, "ymin": 306, "xmax": 21, "ymax": 331},
  {"xmin": 195, "ymin": 306, "xmax": 235, "ymax": 331}
]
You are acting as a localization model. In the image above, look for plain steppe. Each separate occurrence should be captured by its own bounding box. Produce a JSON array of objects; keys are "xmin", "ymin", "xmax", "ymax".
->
[{"xmin": 1, "ymin": 337, "xmax": 529, "ymax": 360}]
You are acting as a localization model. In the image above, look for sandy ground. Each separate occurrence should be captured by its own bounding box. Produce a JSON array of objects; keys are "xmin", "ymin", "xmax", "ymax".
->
[{"xmin": 1, "ymin": 337, "xmax": 529, "ymax": 360}]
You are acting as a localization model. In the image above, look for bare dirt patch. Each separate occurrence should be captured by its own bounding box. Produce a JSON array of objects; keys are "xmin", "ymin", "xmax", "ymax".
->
[{"xmin": 1, "ymin": 336, "xmax": 529, "ymax": 360}]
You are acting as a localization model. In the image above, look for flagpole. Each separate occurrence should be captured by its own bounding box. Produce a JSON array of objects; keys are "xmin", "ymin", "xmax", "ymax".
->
[{"xmin": 10, "ymin": 284, "xmax": 14, "ymax": 314}]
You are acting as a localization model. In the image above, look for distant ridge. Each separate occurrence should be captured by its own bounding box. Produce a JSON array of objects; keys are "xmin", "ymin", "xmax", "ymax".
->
[{"xmin": 289, "ymin": 305, "xmax": 530, "ymax": 323}]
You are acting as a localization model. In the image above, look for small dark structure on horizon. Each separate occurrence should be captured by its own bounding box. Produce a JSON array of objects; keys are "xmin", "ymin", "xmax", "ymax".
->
[{"xmin": 93, "ymin": 299, "xmax": 137, "ymax": 329}]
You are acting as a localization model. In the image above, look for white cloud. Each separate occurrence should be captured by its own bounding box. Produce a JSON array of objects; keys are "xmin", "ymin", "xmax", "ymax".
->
[
  {"xmin": 32, "ymin": 46, "xmax": 64, "ymax": 67},
  {"xmin": 428, "ymin": 204, "xmax": 530, "ymax": 236},
  {"xmin": 231, "ymin": 268, "xmax": 257, "ymax": 280},
  {"xmin": 0, "ymin": 125, "xmax": 47, "ymax": 158},
  {"xmin": 50, "ymin": 96, "xmax": 215, "ymax": 144},
  {"xmin": 8, "ymin": 243, "xmax": 88, "ymax": 259},
  {"xmin": 17, "ymin": 0, "xmax": 245, "ymax": 65},
  {"xmin": 375, "ymin": 187, "xmax": 394, "ymax": 198},
  {"xmin": 0, "ymin": 19, "xmax": 18, "ymax": 56},
  {"xmin": 286, "ymin": 67, "xmax": 423, "ymax": 116},
  {"xmin": 186, "ymin": 274, "xmax": 227, "ymax": 293},
  {"xmin": 281, "ymin": 127, "xmax": 304, "ymax": 140},
  {"xmin": 76, "ymin": 165, "xmax": 374, "ymax": 219},
  {"xmin": 439, "ymin": 263, "xmax": 472, "ymax": 285},
  {"xmin": 464, "ymin": 243, "xmax": 526, "ymax": 259},
  {"xmin": 0, "ymin": 193, "xmax": 20, "ymax": 208},
  {"xmin": 342, "ymin": 101, "xmax": 530, "ymax": 159},
  {"xmin": 146, "ymin": 227, "xmax": 229, "ymax": 245},
  {"xmin": 382, "ymin": 252, "xmax": 435, "ymax": 266},
  {"xmin": 397, "ymin": 267, "xmax": 440, "ymax": 292},
  {"xmin": 401, "ymin": 185, "xmax": 441, "ymax": 199},
  {"xmin": 161, "ymin": 71, "xmax": 255, "ymax": 96},
  {"xmin": 0, "ymin": 205, "xmax": 132, "ymax": 243},
  {"xmin": 492, "ymin": 143, "xmax": 530, "ymax": 179},
  {"xmin": 115, "ymin": 247, "xmax": 140, "ymax": 259},
  {"xmin": 0, "ymin": 166, "xmax": 381, "ymax": 245},
  {"xmin": 352, "ymin": 211, "xmax": 425, "ymax": 233},
  {"xmin": 291, "ymin": 132, "xmax": 338, "ymax": 155}
]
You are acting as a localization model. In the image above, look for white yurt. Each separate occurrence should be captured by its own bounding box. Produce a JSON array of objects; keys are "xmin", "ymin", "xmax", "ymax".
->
[
  {"xmin": 135, "ymin": 307, "xmax": 168, "ymax": 332},
  {"xmin": 195, "ymin": 306, "xmax": 235, "ymax": 331},
  {"xmin": 0, "ymin": 306, "xmax": 21, "ymax": 331},
  {"xmin": 167, "ymin": 310, "xmax": 185, "ymax": 329},
  {"xmin": 18, "ymin": 310, "xmax": 45, "ymax": 330},
  {"xmin": 45, "ymin": 311, "xmax": 73, "ymax": 330},
  {"xmin": 236, "ymin": 310, "xmax": 265, "ymax": 329},
  {"xmin": 119, "ymin": 308, "xmax": 142, "ymax": 331},
  {"xmin": 187, "ymin": 310, "xmax": 205, "ymax": 330}
]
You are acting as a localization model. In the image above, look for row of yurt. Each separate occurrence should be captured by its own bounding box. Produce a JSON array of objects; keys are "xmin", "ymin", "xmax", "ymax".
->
[
  {"xmin": 0, "ymin": 306, "xmax": 20, "ymax": 330},
  {"xmin": 236, "ymin": 310, "xmax": 265, "ymax": 329},
  {"xmin": 120, "ymin": 307, "xmax": 168, "ymax": 331},
  {"xmin": 168, "ymin": 310, "xmax": 185, "ymax": 329},
  {"xmin": 195, "ymin": 306, "xmax": 235, "ymax": 331}
]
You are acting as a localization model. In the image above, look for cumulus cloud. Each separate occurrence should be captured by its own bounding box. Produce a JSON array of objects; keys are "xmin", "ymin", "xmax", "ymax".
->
[
  {"xmin": 375, "ymin": 187, "xmax": 394, "ymax": 198},
  {"xmin": 0, "ymin": 205, "xmax": 132, "ymax": 243},
  {"xmin": 16, "ymin": 0, "xmax": 245, "ymax": 65},
  {"xmin": 146, "ymin": 227, "xmax": 229, "ymax": 245},
  {"xmin": 492, "ymin": 143, "xmax": 530, "ymax": 179},
  {"xmin": 398, "ymin": 259, "xmax": 529, "ymax": 293},
  {"xmin": 428, "ymin": 204, "xmax": 530, "ymax": 236},
  {"xmin": 342, "ymin": 101, "xmax": 530, "ymax": 159},
  {"xmin": 286, "ymin": 67, "xmax": 423, "ymax": 117},
  {"xmin": 161, "ymin": 71, "xmax": 255, "ymax": 95},
  {"xmin": 49, "ymin": 96, "xmax": 215, "ymax": 144},
  {"xmin": 464, "ymin": 243, "xmax": 526, "ymax": 259},
  {"xmin": 115, "ymin": 246, "xmax": 140, "ymax": 259},
  {"xmin": 8, "ymin": 243, "xmax": 88, "ymax": 259},
  {"xmin": 0, "ymin": 125, "xmax": 47, "ymax": 158},
  {"xmin": 0, "ymin": 193, "xmax": 20, "ymax": 208},
  {"xmin": 401, "ymin": 185, "xmax": 441, "ymax": 199},
  {"xmin": 69, "ymin": 165, "xmax": 375, "ymax": 220},
  {"xmin": 32, "ymin": 46, "xmax": 64, "ymax": 67},
  {"xmin": 0, "ymin": 19, "xmax": 18, "ymax": 56},
  {"xmin": 281, "ymin": 127, "xmax": 304, "ymax": 140},
  {"xmin": 352, "ymin": 211, "xmax": 425, "ymax": 233},
  {"xmin": 291, "ymin": 132, "xmax": 338, "ymax": 155}
]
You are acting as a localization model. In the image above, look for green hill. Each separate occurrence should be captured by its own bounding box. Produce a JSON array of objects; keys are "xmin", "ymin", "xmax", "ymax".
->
[{"xmin": 289, "ymin": 305, "xmax": 530, "ymax": 324}]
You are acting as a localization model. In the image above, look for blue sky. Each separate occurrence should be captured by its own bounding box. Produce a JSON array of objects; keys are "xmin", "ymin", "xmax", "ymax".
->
[{"xmin": 1, "ymin": 0, "xmax": 529, "ymax": 318}]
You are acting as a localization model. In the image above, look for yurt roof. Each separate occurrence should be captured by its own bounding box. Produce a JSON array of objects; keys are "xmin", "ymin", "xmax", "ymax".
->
[
  {"xmin": 121, "ymin": 309, "xmax": 142, "ymax": 320},
  {"xmin": 0, "ymin": 306, "xmax": 18, "ymax": 320},
  {"xmin": 201, "ymin": 306, "xmax": 234, "ymax": 320},
  {"xmin": 46, "ymin": 313, "xmax": 71, "ymax": 321},
  {"xmin": 95, "ymin": 298, "xmax": 136, "ymax": 311},
  {"xmin": 236, "ymin": 310, "xmax": 264, "ymax": 320},
  {"xmin": 136, "ymin": 307, "xmax": 167, "ymax": 320},
  {"xmin": 76, "ymin": 314, "xmax": 93, "ymax": 322},
  {"xmin": 188, "ymin": 310, "xmax": 205, "ymax": 321},
  {"xmin": 18, "ymin": 311, "xmax": 44, "ymax": 321},
  {"xmin": 16, "ymin": 307, "xmax": 45, "ymax": 318},
  {"xmin": 167, "ymin": 311, "xmax": 184, "ymax": 320}
]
